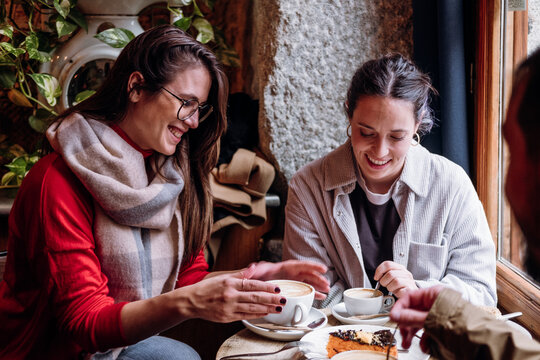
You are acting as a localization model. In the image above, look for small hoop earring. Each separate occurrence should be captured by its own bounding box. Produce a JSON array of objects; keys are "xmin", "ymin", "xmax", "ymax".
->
[
  {"xmin": 412, "ymin": 132, "xmax": 421, "ymax": 146},
  {"xmin": 347, "ymin": 124, "xmax": 351, "ymax": 138}
]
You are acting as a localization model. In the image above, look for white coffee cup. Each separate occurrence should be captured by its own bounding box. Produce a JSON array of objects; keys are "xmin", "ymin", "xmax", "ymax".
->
[
  {"xmin": 343, "ymin": 288, "xmax": 395, "ymax": 316},
  {"xmin": 332, "ymin": 350, "xmax": 397, "ymax": 360},
  {"xmin": 263, "ymin": 279, "xmax": 314, "ymax": 326}
]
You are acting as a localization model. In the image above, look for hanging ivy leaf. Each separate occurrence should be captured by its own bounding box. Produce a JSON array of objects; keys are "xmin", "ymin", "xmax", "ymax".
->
[
  {"xmin": 53, "ymin": 0, "xmax": 71, "ymax": 19},
  {"xmin": 0, "ymin": 24, "xmax": 13, "ymax": 39},
  {"xmin": 192, "ymin": 17, "xmax": 214, "ymax": 43},
  {"xmin": 0, "ymin": 42, "xmax": 25, "ymax": 57},
  {"xmin": 95, "ymin": 28, "xmax": 135, "ymax": 48},
  {"xmin": 0, "ymin": 67, "xmax": 15, "ymax": 88},
  {"xmin": 56, "ymin": 16, "xmax": 77, "ymax": 37},
  {"xmin": 29, "ymin": 108, "xmax": 54, "ymax": 133},
  {"xmin": 25, "ymin": 33, "xmax": 51, "ymax": 63},
  {"xmin": 29, "ymin": 73, "xmax": 62, "ymax": 107},
  {"xmin": 7, "ymin": 89, "xmax": 32, "ymax": 107},
  {"xmin": 168, "ymin": 5, "xmax": 183, "ymax": 19},
  {"xmin": 73, "ymin": 89, "xmax": 95, "ymax": 105},
  {"xmin": 67, "ymin": 8, "xmax": 87, "ymax": 32},
  {"xmin": 192, "ymin": 0, "xmax": 204, "ymax": 17},
  {"xmin": 5, "ymin": 156, "xmax": 28, "ymax": 178},
  {"xmin": 173, "ymin": 16, "xmax": 192, "ymax": 31},
  {"xmin": 0, "ymin": 172, "xmax": 16, "ymax": 186}
]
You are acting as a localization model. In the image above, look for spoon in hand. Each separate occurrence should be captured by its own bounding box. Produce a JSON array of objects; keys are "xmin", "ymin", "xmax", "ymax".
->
[{"xmin": 373, "ymin": 281, "xmax": 381, "ymax": 297}]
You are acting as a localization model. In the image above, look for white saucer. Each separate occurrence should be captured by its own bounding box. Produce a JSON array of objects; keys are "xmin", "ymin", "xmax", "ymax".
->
[
  {"xmin": 507, "ymin": 320, "xmax": 532, "ymax": 339},
  {"xmin": 332, "ymin": 302, "xmax": 390, "ymax": 325},
  {"xmin": 242, "ymin": 307, "xmax": 328, "ymax": 341}
]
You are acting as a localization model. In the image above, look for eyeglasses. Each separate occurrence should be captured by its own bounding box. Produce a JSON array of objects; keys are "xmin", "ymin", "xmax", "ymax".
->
[{"xmin": 161, "ymin": 87, "xmax": 213, "ymax": 123}]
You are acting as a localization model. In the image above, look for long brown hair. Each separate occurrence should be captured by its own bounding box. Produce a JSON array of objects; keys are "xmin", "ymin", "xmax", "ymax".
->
[{"xmin": 56, "ymin": 25, "xmax": 228, "ymax": 265}]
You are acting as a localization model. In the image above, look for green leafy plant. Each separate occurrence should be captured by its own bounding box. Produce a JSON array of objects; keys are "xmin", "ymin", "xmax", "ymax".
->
[
  {"xmin": 95, "ymin": 0, "xmax": 240, "ymax": 67},
  {"xmin": 0, "ymin": 0, "xmax": 87, "ymax": 132},
  {"xmin": 0, "ymin": 0, "xmax": 240, "ymax": 190},
  {"xmin": 0, "ymin": 1, "xmax": 86, "ymax": 190},
  {"xmin": 0, "ymin": 133, "xmax": 39, "ymax": 189},
  {"xmin": 1, "ymin": 150, "xmax": 39, "ymax": 186}
]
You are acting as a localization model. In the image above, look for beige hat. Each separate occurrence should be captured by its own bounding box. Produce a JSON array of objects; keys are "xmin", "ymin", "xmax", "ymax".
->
[{"xmin": 210, "ymin": 148, "xmax": 275, "ymax": 232}]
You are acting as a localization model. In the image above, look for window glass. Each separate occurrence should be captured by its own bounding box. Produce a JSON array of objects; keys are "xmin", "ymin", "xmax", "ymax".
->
[{"xmin": 500, "ymin": 1, "xmax": 540, "ymax": 286}]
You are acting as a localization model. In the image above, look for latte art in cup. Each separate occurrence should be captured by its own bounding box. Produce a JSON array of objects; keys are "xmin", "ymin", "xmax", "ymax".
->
[
  {"xmin": 263, "ymin": 280, "xmax": 315, "ymax": 326},
  {"xmin": 277, "ymin": 281, "xmax": 312, "ymax": 297},
  {"xmin": 346, "ymin": 289, "xmax": 381, "ymax": 298},
  {"xmin": 343, "ymin": 287, "xmax": 395, "ymax": 316}
]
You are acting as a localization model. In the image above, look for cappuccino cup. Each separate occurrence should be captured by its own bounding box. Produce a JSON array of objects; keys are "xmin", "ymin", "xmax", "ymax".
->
[
  {"xmin": 263, "ymin": 280, "xmax": 314, "ymax": 326},
  {"xmin": 343, "ymin": 288, "xmax": 395, "ymax": 316}
]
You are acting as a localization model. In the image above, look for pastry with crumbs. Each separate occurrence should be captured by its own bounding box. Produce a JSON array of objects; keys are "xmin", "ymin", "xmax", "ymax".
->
[{"xmin": 327, "ymin": 329, "xmax": 398, "ymax": 358}]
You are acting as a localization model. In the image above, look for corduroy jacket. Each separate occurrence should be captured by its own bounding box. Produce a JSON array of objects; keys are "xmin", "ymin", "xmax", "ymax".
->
[{"xmin": 283, "ymin": 140, "xmax": 496, "ymax": 307}]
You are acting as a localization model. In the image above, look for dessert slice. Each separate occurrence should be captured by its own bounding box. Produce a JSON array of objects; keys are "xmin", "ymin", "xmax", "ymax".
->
[{"xmin": 327, "ymin": 329, "xmax": 398, "ymax": 358}]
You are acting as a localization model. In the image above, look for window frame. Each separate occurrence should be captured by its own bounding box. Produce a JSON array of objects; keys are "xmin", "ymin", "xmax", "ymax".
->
[{"xmin": 475, "ymin": 0, "xmax": 540, "ymax": 339}]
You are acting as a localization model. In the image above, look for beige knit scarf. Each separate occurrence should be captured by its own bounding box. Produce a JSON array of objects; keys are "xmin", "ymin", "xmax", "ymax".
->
[{"xmin": 46, "ymin": 113, "xmax": 185, "ymax": 304}]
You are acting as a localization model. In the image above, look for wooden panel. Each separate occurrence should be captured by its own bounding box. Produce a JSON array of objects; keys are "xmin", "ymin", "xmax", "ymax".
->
[
  {"xmin": 213, "ymin": 207, "xmax": 276, "ymax": 271},
  {"xmin": 474, "ymin": 0, "xmax": 501, "ymax": 241},
  {"xmin": 497, "ymin": 263, "xmax": 540, "ymax": 340}
]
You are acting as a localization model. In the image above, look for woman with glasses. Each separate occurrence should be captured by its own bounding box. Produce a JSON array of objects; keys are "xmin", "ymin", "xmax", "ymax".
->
[
  {"xmin": 0, "ymin": 25, "xmax": 329, "ymax": 360},
  {"xmin": 283, "ymin": 53, "xmax": 496, "ymax": 309}
]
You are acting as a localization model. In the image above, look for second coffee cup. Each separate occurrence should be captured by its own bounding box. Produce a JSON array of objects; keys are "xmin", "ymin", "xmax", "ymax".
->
[
  {"xmin": 343, "ymin": 288, "xmax": 395, "ymax": 316},
  {"xmin": 263, "ymin": 279, "xmax": 314, "ymax": 326}
]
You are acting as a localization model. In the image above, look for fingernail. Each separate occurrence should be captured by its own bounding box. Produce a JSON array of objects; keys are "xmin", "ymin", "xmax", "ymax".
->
[
  {"xmin": 280, "ymin": 298, "xmax": 287, "ymax": 304},
  {"xmin": 274, "ymin": 287, "xmax": 281, "ymax": 293},
  {"xmin": 276, "ymin": 306, "xmax": 282, "ymax": 312},
  {"xmin": 392, "ymin": 310, "xmax": 400, "ymax": 321}
]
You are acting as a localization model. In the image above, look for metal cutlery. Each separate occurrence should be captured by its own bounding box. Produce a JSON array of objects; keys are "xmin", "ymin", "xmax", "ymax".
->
[
  {"xmin": 348, "ymin": 312, "xmax": 390, "ymax": 320},
  {"xmin": 219, "ymin": 341, "xmax": 315, "ymax": 359},
  {"xmin": 254, "ymin": 316, "xmax": 326, "ymax": 331},
  {"xmin": 501, "ymin": 311, "xmax": 522, "ymax": 321},
  {"xmin": 373, "ymin": 281, "xmax": 381, "ymax": 296}
]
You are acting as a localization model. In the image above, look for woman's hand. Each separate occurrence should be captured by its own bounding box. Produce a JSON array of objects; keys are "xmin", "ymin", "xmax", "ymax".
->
[
  {"xmin": 120, "ymin": 271, "xmax": 287, "ymax": 342},
  {"xmin": 374, "ymin": 261, "xmax": 418, "ymax": 298},
  {"xmin": 242, "ymin": 260, "xmax": 330, "ymax": 300},
  {"xmin": 182, "ymin": 271, "xmax": 286, "ymax": 323},
  {"xmin": 390, "ymin": 285, "xmax": 444, "ymax": 351}
]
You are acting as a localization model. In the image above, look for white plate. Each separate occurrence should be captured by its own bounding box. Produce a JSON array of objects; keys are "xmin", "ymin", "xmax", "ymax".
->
[
  {"xmin": 507, "ymin": 320, "xmax": 532, "ymax": 339},
  {"xmin": 332, "ymin": 302, "xmax": 390, "ymax": 325},
  {"xmin": 300, "ymin": 324, "xmax": 430, "ymax": 360},
  {"xmin": 242, "ymin": 307, "xmax": 328, "ymax": 341}
]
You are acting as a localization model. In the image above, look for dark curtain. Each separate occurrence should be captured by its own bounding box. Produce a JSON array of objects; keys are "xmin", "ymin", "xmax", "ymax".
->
[{"xmin": 412, "ymin": 0, "xmax": 473, "ymax": 176}]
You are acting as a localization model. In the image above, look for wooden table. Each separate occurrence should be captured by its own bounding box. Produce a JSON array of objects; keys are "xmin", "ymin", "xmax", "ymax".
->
[{"xmin": 215, "ymin": 309, "xmax": 434, "ymax": 359}]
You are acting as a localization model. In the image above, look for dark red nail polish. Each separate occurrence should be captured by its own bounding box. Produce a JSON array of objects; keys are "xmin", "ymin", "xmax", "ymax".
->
[
  {"xmin": 276, "ymin": 306, "xmax": 282, "ymax": 312},
  {"xmin": 280, "ymin": 298, "xmax": 287, "ymax": 304},
  {"xmin": 275, "ymin": 287, "xmax": 281, "ymax": 293}
]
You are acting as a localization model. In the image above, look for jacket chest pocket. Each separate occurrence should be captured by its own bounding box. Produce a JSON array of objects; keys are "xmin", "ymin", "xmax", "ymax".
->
[{"xmin": 406, "ymin": 235, "xmax": 449, "ymax": 280}]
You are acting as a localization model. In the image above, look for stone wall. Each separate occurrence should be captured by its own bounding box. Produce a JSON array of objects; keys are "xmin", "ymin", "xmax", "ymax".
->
[
  {"xmin": 252, "ymin": 0, "xmax": 413, "ymax": 196},
  {"xmin": 529, "ymin": 2, "xmax": 540, "ymax": 53}
]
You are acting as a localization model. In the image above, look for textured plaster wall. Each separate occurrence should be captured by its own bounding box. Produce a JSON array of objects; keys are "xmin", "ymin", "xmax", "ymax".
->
[
  {"xmin": 529, "ymin": 2, "xmax": 540, "ymax": 53},
  {"xmin": 252, "ymin": 0, "xmax": 413, "ymax": 195}
]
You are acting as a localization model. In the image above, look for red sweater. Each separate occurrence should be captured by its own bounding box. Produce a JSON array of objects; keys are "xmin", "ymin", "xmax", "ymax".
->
[{"xmin": 0, "ymin": 127, "xmax": 209, "ymax": 359}]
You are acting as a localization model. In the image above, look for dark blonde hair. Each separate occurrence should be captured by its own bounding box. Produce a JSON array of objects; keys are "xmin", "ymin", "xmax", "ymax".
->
[
  {"xmin": 345, "ymin": 53, "xmax": 436, "ymax": 135},
  {"xmin": 57, "ymin": 25, "xmax": 228, "ymax": 265}
]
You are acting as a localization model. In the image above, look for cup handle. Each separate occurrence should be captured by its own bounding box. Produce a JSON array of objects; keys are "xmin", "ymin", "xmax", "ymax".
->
[
  {"xmin": 382, "ymin": 295, "xmax": 395, "ymax": 311},
  {"xmin": 291, "ymin": 303, "xmax": 309, "ymax": 325}
]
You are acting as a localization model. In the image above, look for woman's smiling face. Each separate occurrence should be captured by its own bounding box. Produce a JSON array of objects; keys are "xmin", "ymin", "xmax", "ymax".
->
[
  {"xmin": 349, "ymin": 95, "xmax": 418, "ymax": 193},
  {"xmin": 120, "ymin": 65, "xmax": 212, "ymax": 156}
]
